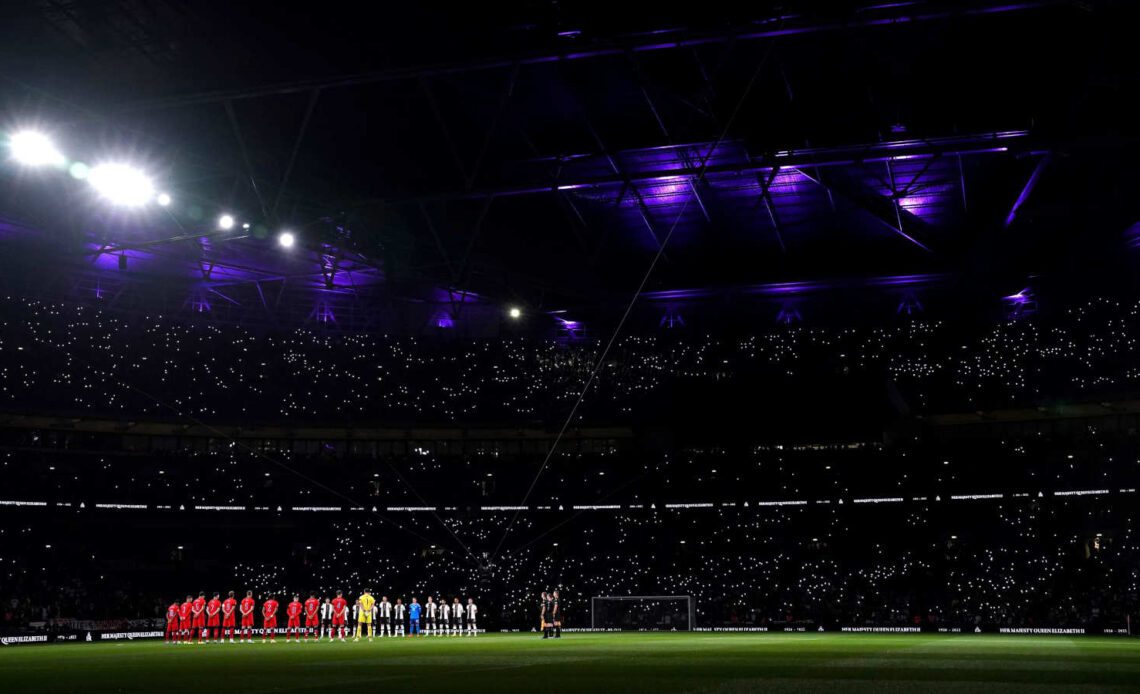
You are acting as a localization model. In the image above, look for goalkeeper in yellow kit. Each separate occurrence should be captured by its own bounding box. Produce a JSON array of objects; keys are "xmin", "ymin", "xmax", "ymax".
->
[{"xmin": 354, "ymin": 590, "xmax": 376, "ymax": 641}]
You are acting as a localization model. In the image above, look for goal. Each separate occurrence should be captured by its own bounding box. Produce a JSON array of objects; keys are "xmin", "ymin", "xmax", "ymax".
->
[{"xmin": 589, "ymin": 595, "xmax": 695, "ymax": 631}]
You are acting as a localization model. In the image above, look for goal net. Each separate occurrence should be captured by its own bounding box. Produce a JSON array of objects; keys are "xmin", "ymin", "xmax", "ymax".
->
[{"xmin": 590, "ymin": 595, "xmax": 694, "ymax": 631}]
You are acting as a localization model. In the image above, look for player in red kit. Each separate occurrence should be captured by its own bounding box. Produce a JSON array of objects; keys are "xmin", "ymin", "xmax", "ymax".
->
[
  {"xmin": 331, "ymin": 590, "xmax": 348, "ymax": 641},
  {"xmin": 206, "ymin": 593, "xmax": 222, "ymax": 642},
  {"xmin": 286, "ymin": 595, "xmax": 303, "ymax": 642},
  {"xmin": 240, "ymin": 591, "xmax": 256, "ymax": 642},
  {"xmin": 192, "ymin": 592, "xmax": 207, "ymax": 643},
  {"xmin": 179, "ymin": 596, "xmax": 193, "ymax": 645},
  {"xmin": 222, "ymin": 591, "xmax": 238, "ymax": 643},
  {"xmin": 262, "ymin": 596, "xmax": 279, "ymax": 643},
  {"xmin": 165, "ymin": 601, "xmax": 181, "ymax": 644},
  {"xmin": 304, "ymin": 593, "xmax": 320, "ymax": 641}
]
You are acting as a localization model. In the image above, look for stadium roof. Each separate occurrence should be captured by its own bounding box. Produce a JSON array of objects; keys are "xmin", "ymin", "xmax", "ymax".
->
[{"xmin": 1, "ymin": 1, "xmax": 1137, "ymax": 331}]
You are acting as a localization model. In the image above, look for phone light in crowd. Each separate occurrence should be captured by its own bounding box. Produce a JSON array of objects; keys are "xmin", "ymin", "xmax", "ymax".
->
[
  {"xmin": 88, "ymin": 163, "xmax": 155, "ymax": 207},
  {"xmin": 156, "ymin": 192, "xmax": 172, "ymax": 207},
  {"xmin": 277, "ymin": 231, "xmax": 295, "ymax": 248},
  {"xmin": 508, "ymin": 306, "xmax": 522, "ymax": 319},
  {"xmin": 8, "ymin": 130, "xmax": 66, "ymax": 167},
  {"xmin": 218, "ymin": 214, "xmax": 235, "ymax": 230}
]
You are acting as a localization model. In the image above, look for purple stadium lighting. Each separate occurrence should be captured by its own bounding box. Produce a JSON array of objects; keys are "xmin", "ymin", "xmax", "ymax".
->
[
  {"xmin": 776, "ymin": 301, "xmax": 802, "ymax": 325},
  {"xmin": 1002, "ymin": 288, "xmax": 1038, "ymax": 319},
  {"xmin": 659, "ymin": 310, "xmax": 685, "ymax": 329}
]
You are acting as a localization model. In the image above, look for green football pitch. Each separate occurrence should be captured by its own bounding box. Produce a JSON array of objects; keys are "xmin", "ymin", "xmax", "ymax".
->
[{"xmin": 2, "ymin": 632, "xmax": 1139, "ymax": 693}]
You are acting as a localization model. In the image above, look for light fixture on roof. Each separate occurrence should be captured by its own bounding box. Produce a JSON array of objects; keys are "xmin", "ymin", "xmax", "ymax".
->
[
  {"xmin": 218, "ymin": 214, "xmax": 235, "ymax": 230},
  {"xmin": 278, "ymin": 231, "xmax": 295, "ymax": 248},
  {"xmin": 508, "ymin": 306, "xmax": 522, "ymax": 319},
  {"xmin": 88, "ymin": 163, "xmax": 155, "ymax": 207},
  {"xmin": 156, "ymin": 192, "xmax": 172, "ymax": 207},
  {"xmin": 8, "ymin": 130, "xmax": 65, "ymax": 167}
]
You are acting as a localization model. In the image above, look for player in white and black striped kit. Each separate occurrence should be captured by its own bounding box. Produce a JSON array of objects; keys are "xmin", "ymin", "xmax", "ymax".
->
[
  {"xmin": 425, "ymin": 596, "xmax": 438, "ymax": 635},
  {"xmin": 439, "ymin": 600, "xmax": 450, "ymax": 636},
  {"xmin": 318, "ymin": 597, "xmax": 333, "ymax": 641},
  {"xmin": 377, "ymin": 596, "xmax": 393, "ymax": 637},
  {"xmin": 465, "ymin": 598, "xmax": 478, "ymax": 636},
  {"xmin": 394, "ymin": 598, "xmax": 406, "ymax": 637},
  {"xmin": 451, "ymin": 597, "xmax": 463, "ymax": 636}
]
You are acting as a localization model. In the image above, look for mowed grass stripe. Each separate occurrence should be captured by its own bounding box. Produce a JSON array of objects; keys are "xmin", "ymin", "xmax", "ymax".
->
[{"xmin": 1, "ymin": 633, "xmax": 1138, "ymax": 693}]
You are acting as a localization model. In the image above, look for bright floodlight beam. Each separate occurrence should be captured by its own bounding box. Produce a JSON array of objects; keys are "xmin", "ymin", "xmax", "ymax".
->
[
  {"xmin": 9, "ymin": 130, "xmax": 66, "ymax": 167},
  {"xmin": 218, "ymin": 214, "xmax": 235, "ymax": 230},
  {"xmin": 88, "ymin": 163, "xmax": 155, "ymax": 207},
  {"xmin": 509, "ymin": 306, "xmax": 522, "ymax": 319},
  {"xmin": 278, "ymin": 231, "xmax": 295, "ymax": 248},
  {"xmin": 156, "ymin": 192, "xmax": 172, "ymax": 207}
]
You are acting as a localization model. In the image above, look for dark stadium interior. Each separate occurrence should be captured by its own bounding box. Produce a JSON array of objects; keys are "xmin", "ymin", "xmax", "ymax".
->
[{"xmin": 1, "ymin": 0, "xmax": 1139, "ymax": 657}]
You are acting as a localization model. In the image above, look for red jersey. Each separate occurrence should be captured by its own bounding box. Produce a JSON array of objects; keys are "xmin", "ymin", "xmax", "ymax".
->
[
  {"xmin": 166, "ymin": 603, "xmax": 180, "ymax": 622},
  {"xmin": 240, "ymin": 597, "xmax": 256, "ymax": 617},
  {"xmin": 180, "ymin": 601, "xmax": 193, "ymax": 619},
  {"xmin": 262, "ymin": 599, "xmax": 279, "ymax": 618},
  {"xmin": 192, "ymin": 596, "xmax": 206, "ymax": 616},
  {"xmin": 331, "ymin": 597, "xmax": 348, "ymax": 617},
  {"xmin": 287, "ymin": 601, "xmax": 303, "ymax": 619},
  {"xmin": 304, "ymin": 598, "xmax": 320, "ymax": 618},
  {"xmin": 222, "ymin": 598, "xmax": 237, "ymax": 619},
  {"xmin": 207, "ymin": 598, "xmax": 221, "ymax": 617}
]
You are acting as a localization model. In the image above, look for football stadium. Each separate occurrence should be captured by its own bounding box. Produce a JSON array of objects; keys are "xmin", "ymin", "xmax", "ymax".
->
[{"xmin": 1, "ymin": 1, "xmax": 1139, "ymax": 691}]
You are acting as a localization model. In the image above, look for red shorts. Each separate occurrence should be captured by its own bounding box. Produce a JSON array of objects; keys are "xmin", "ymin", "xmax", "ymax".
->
[
  {"xmin": 241, "ymin": 615, "xmax": 254, "ymax": 628},
  {"xmin": 223, "ymin": 616, "xmax": 236, "ymax": 628},
  {"xmin": 287, "ymin": 617, "xmax": 301, "ymax": 628},
  {"xmin": 332, "ymin": 615, "xmax": 346, "ymax": 626},
  {"xmin": 192, "ymin": 615, "xmax": 205, "ymax": 628},
  {"xmin": 180, "ymin": 619, "xmax": 192, "ymax": 631},
  {"xmin": 166, "ymin": 621, "xmax": 178, "ymax": 632},
  {"xmin": 207, "ymin": 617, "xmax": 220, "ymax": 627},
  {"xmin": 264, "ymin": 617, "xmax": 277, "ymax": 629}
]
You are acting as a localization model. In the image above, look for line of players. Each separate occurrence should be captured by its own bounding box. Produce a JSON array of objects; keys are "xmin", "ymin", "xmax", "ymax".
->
[{"xmin": 164, "ymin": 590, "xmax": 478, "ymax": 643}]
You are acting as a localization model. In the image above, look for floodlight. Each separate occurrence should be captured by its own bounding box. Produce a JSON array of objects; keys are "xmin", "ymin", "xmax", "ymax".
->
[
  {"xmin": 508, "ymin": 306, "xmax": 522, "ymax": 319},
  {"xmin": 9, "ymin": 130, "xmax": 65, "ymax": 167},
  {"xmin": 218, "ymin": 214, "xmax": 235, "ymax": 230},
  {"xmin": 156, "ymin": 192, "xmax": 172, "ymax": 206},
  {"xmin": 278, "ymin": 231, "xmax": 295, "ymax": 248},
  {"xmin": 88, "ymin": 163, "xmax": 155, "ymax": 207}
]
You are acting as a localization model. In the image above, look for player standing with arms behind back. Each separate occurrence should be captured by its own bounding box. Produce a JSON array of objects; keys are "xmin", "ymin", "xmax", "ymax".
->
[
  {"xmin": 286, "ymin": 595, "xmax": 303, "ymax": 642},
  {"xmin": 319, "ymin": 597, "xmax": 333, "ymax": 640},
  {"xmin": 240, "ymin": 591, "xmax": 256, "ymax": 642},
  {"xmin": 408, "ymin": 597, "xmax": 421, "ymax": 636},
  {"xmin": 179, "ymin": 595, "xmax": 193, "ymax": 644},
  {"xmin": 331, "ymin": 590, "xmax": 348, "ymax": 640},
  {"xmin": 395, "ymin": 598, "xmax": 406, "ymax": 637},
  {"xmin": 206, "ymin": 592, "xmax": 222, "ymax": 643},
  {"xmin": 439, "ymin": 599, "xmax": 450, "ymax": 637},
  {"xmin": 552, "ymin": 590, "xmax": 562, "ymax": 638},
  {"xmin": 377, "ymin": 595, "xmax": 392, "ymax": 637},
  {"xmin": 262, "ymin": 595, "xmax": 279, "ymax": 643},
  {"xmin": 304, "ymin": 593, "xmax": 320, "ymax": 641},
  {"xmin": 222, "ymin": 591, "xmax": 237, "ymax": 643},
  {"xmin": 165, "ymin": 600, "xmax": 180, "ymax": 644},
  {"xmin": 466, "ymin": 598, "xmax": 478, "ymax": 636},
  {"xmin": 192, "ymin": 592, "xmax": 207, "ymax": 643},
  {"xmin": 425, "ymin": 596, "xmax": 436, "ymax": 636}
]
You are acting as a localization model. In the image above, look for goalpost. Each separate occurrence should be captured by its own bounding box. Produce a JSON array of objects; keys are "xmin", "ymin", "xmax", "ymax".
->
[{"xmin": 590, "ymin": 595, "xmax": 695, "ymax": 631}]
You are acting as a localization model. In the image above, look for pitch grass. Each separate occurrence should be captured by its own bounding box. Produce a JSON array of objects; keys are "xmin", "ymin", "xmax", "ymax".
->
[{"xmin": 2, "ymin": 633, "xmax": 1140, "ymax": 693}]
